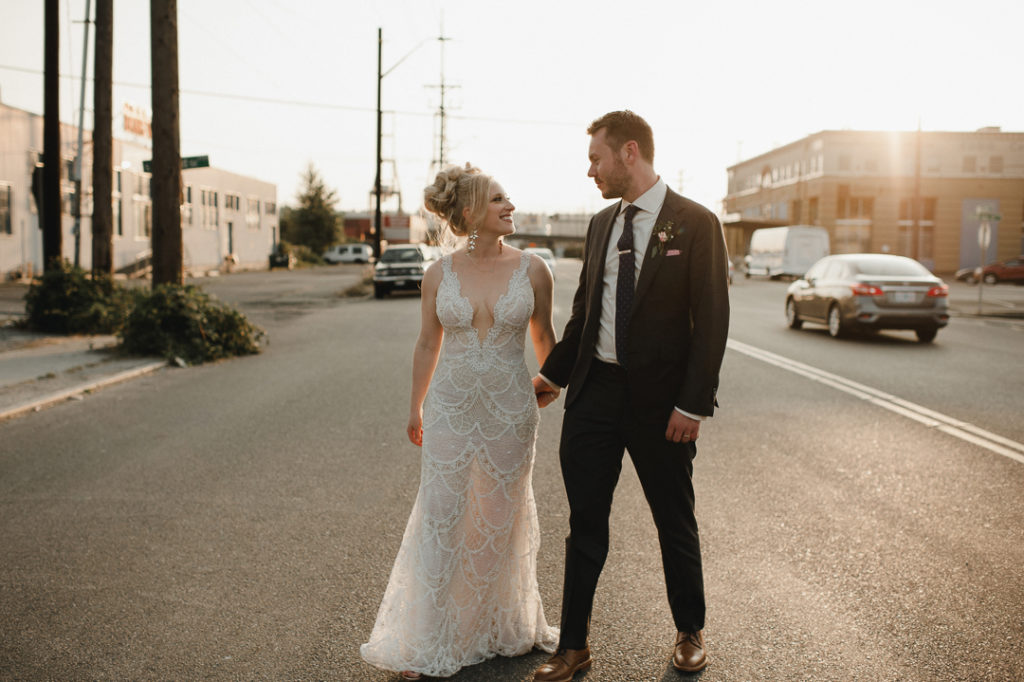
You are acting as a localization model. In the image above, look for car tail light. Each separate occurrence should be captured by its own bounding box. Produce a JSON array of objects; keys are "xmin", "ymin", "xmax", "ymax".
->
[
  {"xmin": 850, "ymin": 283, "xmax": 883, "ymax": 296},
  {"xmin": 926, "ymin": 284, "xmax": 949, "ymax": 298}
]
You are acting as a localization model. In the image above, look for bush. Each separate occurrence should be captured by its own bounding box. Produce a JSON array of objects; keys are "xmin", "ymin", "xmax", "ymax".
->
[
  {"xmin": 24, "ymin": 261, "xmax": 135, "ymax": 334},
  {"xmin": 290, "ymin": 243, "xmax": 324, "ymax": 266},
  {"xmin": 119, "ymin": 284, "xmax": 265, "ymax": 365}
]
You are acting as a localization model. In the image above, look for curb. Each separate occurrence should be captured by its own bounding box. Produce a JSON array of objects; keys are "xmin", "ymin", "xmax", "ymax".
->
[{"xmin": 0, "ymin": 359, "xmax": 168, "ymax": 422}]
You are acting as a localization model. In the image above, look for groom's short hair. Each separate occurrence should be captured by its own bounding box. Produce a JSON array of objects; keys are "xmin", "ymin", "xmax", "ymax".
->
[{"xmin": 588, "ymin": 110, "xmax": 655, "ymax": 164}]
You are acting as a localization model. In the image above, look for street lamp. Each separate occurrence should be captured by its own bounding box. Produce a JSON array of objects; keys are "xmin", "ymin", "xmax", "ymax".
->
[{"xmin": 374, "ymin": 29, "xmax": 430, "ymax": 258}]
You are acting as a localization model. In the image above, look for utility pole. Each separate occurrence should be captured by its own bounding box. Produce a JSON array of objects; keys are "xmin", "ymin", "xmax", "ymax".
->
[
  {"xmin": 911, "ymin": 122, "xmax": 921, "ymax": 261},
  {"xmin": 72, "ymin": 0, "xmax": 93, "ymax": 268},
  {"xmin": 91, "ymin": 0, "xmax": 113, "ymax": 275},
  {"xmin": 43, "ymin": 0, "xmax": 62, "ymax": 271},
  {"xmin": 150, "ymin": 0, "xmax": 183, "ymax": 285},
  {"xmin": 374, "ymin": 29, "xmax": 430, "ymax": 257},
  {"xmin": 427, "ymin": 22, "xmax": 457, "ymax": 172},
  {"xmin": 374, "ymin": 28, "xmax": 382, "ymax": 259}
]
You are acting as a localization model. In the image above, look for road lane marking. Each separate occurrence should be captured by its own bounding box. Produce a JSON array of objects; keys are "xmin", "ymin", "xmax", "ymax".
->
[{"xmin": 727, "ymin": 339, "xmax": 1024, "ymax": 466}]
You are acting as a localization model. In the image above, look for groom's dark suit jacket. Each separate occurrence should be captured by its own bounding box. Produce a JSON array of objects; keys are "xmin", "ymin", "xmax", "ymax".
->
[{"xmin": 541, "ymin": 188, "xmax": 730, "ymax": 422}]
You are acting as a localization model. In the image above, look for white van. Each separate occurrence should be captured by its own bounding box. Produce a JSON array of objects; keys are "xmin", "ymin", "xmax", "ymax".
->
[
  {"xmin": 323, "ymin": 243, "xmax": 374, "ymax": 264},
  {"xmin": 745, "ymin": 225, "xmax": 830, "ymax": 279}
]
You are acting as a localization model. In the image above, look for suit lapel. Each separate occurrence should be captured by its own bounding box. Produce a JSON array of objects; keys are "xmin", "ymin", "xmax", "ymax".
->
[{"xmin": 633, "ymin": 190, "xmax": 685, "ymax": 306}]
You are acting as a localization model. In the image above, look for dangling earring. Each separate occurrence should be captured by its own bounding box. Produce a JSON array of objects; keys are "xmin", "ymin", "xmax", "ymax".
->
[
  {"xmin": 498, "ymin": 238, "xmax": 503, "ymax": 254},
  {"xmin": 467, "ymin": 228, "xmax": 479, "ymax": 254}
]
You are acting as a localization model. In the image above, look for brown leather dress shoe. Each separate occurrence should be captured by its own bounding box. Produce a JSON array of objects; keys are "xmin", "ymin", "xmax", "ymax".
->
[
  {"xmin": 672, "ymin": 630, "xmax": 708, "ymax": 672},
  {"xmin": 534, "ymin": 646, "xmax": 592, "ymax": 682}
]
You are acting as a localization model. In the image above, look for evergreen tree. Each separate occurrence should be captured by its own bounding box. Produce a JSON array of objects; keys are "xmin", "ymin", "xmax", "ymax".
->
[{"xmin": 284, "ymin": 164, "xmax": 340, "ymax": 255}]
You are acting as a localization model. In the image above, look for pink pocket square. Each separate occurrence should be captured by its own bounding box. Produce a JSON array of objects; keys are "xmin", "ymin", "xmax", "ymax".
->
[{"xmin": 666, "ymin": 249, "xmax": 681, "ymax": 257}]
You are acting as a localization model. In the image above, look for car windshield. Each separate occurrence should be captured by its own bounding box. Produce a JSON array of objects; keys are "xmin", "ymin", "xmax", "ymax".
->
[
  {"xmin": 381, "ymin": 249, "xmax": 421, "ymax": 263},
  {"xmin": 851, "ymin": 258, "xmax": 930, "ymax": 277}
]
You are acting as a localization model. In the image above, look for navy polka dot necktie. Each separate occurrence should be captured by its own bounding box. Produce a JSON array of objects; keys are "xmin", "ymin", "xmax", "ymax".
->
[{"xmin": 615, "ymin": 204, "xmax": 640, "ymax": 367}]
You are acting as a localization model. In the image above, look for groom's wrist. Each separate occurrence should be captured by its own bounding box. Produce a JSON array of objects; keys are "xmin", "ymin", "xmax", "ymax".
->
[
  {"xmin": 538, "ymin": 373, "xmax": 561, "ymax": 390},
  {"xmin": 674, "ymin": 407, "xmax": 706, "ymax": 421}
]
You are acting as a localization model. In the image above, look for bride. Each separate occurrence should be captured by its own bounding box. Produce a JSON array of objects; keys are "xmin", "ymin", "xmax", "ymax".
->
[{"xmin": 360, "ymin": 164, "xmax": 560, "ymax": 678}]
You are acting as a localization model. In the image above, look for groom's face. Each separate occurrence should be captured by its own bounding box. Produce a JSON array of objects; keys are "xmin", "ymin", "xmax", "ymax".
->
[{"xmin": 588, "ymin": 128, "xmax": 631, "ymax": 200}]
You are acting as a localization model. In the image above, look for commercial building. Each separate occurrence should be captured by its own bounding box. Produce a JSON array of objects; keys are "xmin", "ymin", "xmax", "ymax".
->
[
  {"xmin": 723, "ymin": 128, "xmax": 1024, "ymax": 273},
  {"xmin": 0, "ymin": 100, "xmax": 278, "ymax": 279}
]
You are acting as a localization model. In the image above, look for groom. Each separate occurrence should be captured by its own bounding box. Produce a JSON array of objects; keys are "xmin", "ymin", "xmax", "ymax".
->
[{"xmin": 533, "ymin": 110, "xmax": 730, "ymax": 679}]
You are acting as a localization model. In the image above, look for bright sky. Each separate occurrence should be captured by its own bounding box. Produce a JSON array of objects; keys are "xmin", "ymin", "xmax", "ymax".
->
[{"xmin": 2, "ymin": 0, "xmax": 1022, "ymax": 217}]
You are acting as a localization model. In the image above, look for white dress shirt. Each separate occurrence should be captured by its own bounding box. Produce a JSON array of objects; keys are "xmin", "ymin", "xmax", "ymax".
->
[{"xmin": 594, "ymin": 178, "xmax": 667, "ymax": 364}]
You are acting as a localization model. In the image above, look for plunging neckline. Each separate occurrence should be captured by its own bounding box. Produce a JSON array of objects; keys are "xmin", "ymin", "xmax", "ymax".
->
[{"xmin": 447, "ymin": 252, "xmax": 527, "ymax": 345}]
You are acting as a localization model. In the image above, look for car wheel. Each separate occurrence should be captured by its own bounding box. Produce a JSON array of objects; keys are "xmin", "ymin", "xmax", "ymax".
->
[
  {"xmin": 915, "ymin": 328, "xmax": 938, "ymax": 343},
  {"xmin": 785, "ymin": 298, "xmax": 803, "ymax": 329},
  {"xmin": 827, "ymin": 303, "xmax": 845, "ymax": 338},
  {"xmin": 983, "ymin": 273, "xmax": 998, "ymax": 285},
  {"xmin": 965, "ymin": 274, "xmax": 978, "ymax": 285}
]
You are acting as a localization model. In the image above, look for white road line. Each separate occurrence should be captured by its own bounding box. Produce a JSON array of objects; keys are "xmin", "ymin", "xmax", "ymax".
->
[{"xmin": 727, "ymin": 339, "xmax": 1024, "ymax": 466}]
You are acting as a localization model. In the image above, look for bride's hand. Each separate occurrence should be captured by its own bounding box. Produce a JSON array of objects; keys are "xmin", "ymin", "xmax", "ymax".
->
[
  {"xmin": 532, "ymin": 375, "xmax": 560, "ymax": 408},
  {"xmin": 407, "ymin": 412, "xmax": 423, "ymax": 446}
]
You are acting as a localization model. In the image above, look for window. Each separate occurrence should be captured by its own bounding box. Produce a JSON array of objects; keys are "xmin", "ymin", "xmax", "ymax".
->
[
  {"xmin": 791, "ymin": 199, "xmax": 802, "ymax": 223},
  {"xmin": 837, "ymin": 197, "xmax": 874, "ymax": 219},
  {"xmin": 963, "ymin": 156, "xmax": 976, "ymax": 173},
  {"xmin": 225, "ymin": 193, "xmax": 241, "ymax": 211},
  {"xmin": 0, "ymin": 184, "xmax": 11, "ymax": 235},
  {"xmin": 246, "ymin": 196, "xmax": 260, "ymax": 229},
  {"xmin": 898, "ymin": 197, "xmax": 936, "ymax": 222},
  {"xmin": 183, "ymin": 184, "xmax": 193, "ymax": 227},
  {"xmin": 833, "ymin": 223, "xmax": 871, "ymax": 253},
  {"xmin": 113, "ymin": 197, "xmax": 122, "ymax": 237},
  {"xmin": 265, "ymin": 201, "xmax": 276, "ymax": 215},
  {"xmin": 808, "ymin": 197, "xmax": 819, "ymax": 224},
  {"xmin": 898, "ymin": 224, "xmax": 934, "ymax": 260},
  {"xmin": 200, "ymin": 189, "xmax": 219, "ymax": 228},
  {"xmin": 136, "ymin": 200, "xmax": 152, "ymax": 238},
  {"xmin": 990, "ymin": 156, "xmax": 1004, "ymax": 173}
]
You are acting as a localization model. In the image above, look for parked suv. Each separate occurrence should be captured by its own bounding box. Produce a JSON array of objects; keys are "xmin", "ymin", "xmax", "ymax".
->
[
  {"xmin": 373, "ymin": 244, "xmax": 437, "ymax": 298},
  {"xmin": 323, "ymin": 243, "xmax": 374, "ymax": 264}
]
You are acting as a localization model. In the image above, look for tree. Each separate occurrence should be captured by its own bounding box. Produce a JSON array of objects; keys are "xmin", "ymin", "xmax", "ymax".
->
[{"xmin": 283, "ymin": 164, "xmax": 340, "ymax": 255}]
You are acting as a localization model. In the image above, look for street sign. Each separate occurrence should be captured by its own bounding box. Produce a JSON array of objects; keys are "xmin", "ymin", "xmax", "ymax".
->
[
  {"xmin": 182, "ymin": 155, "xmax": 209, "ymax": 169},
  {"xmin": 978, "ymin": 222, "xmax": 991, "ymax": 251},
  {"xmin": 142, "ymin": 155, "xmax": 209, "ymax": 173}
]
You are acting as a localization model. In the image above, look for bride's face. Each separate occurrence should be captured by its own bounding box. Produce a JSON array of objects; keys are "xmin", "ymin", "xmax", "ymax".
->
[{"xmin": 476, "ymin": 181, "xmax": 516, "ymax": 238}]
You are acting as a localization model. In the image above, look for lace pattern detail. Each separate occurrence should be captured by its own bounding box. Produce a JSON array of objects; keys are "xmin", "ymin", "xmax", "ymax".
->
[{"xmin": 361, "ymin": 252, "xmax": 557, "ymax": 677}]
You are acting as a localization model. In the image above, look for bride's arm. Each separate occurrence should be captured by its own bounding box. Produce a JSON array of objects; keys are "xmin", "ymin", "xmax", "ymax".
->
[
  {"xmin": 528, "ymin": 255, "xmax": 558, "ymax": 383},
  {"xmin": 408, "ymin": 262, "xmax": 444, "ymax": 446}
]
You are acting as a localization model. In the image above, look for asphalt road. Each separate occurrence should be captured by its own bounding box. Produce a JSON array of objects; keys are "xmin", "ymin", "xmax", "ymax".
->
[{"xmin": 1, "ymin": 261, "xmax": 1022, "ymax": 681}]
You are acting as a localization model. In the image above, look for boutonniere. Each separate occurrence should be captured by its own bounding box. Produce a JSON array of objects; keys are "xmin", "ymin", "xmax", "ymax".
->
[{"xmin": 649, "ymin": 220, "xmax": 681, "ymax": 258}]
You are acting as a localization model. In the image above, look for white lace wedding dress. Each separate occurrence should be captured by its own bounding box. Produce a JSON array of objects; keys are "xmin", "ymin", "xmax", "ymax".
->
[{"xmin": 361, "ymin": 252, "xmax": 558, "ymax": 677}]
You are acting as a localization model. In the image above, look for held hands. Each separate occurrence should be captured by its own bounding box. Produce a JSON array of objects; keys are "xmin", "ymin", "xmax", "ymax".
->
[
  {"xmin": 666, "ymin": 410, "xmax": 700, "ymax": 443},
  {"xmin": 532, "ymin": 375, "xmax": 561, "ymax": 408}
]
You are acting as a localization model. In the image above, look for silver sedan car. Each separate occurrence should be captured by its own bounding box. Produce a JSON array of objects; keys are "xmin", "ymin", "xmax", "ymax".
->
[{"xmin": 785, "ymin": 254, "xmax": 950, "ymax": 342}]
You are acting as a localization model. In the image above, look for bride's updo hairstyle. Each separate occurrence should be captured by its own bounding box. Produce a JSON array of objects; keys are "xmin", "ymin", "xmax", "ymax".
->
[{"xmin": 423, "ymin": 163, "xmax": 492, "ymax": 238}]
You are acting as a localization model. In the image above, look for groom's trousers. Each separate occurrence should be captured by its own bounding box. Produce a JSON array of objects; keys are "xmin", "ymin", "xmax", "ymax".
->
[{"xmin": 557, "ymin": 359, "xmax": 705, "ymax": 649}]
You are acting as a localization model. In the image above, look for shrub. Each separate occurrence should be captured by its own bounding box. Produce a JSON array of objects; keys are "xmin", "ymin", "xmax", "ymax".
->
[
  {"xmin": 119, "ymin": 284, "xmax": 265, "ymax": 364},
  {"xmin": 24, "ymin": 261, "xmax": 135, "ymax": 334}
]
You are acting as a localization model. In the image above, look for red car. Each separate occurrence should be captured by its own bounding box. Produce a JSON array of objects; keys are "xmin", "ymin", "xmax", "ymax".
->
[{"xmin": 956, "ymin": 256, "xmax": 1024, "ymax": 285}]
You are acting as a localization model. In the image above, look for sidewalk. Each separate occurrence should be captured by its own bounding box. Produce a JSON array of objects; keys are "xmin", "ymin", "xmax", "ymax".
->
[{"xmin": 0, "ymin": 282, "xmax": 165, "ymax": 422}]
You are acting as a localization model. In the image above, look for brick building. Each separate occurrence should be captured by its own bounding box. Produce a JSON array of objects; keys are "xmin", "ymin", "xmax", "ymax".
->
[{"xmin": 723, "ymin": 128, "xmax": 1024, "ymax": 273}]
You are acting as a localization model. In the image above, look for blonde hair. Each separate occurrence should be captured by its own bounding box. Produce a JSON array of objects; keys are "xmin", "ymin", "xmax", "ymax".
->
[{"xmin": 423, "ymin": 163, "xmax": 492, "ymax": 238}]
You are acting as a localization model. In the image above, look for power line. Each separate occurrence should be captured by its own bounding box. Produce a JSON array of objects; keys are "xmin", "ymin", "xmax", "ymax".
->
[{"xmin": 0, "ymin": 63, "xmax": 580, "ymax": 127}]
